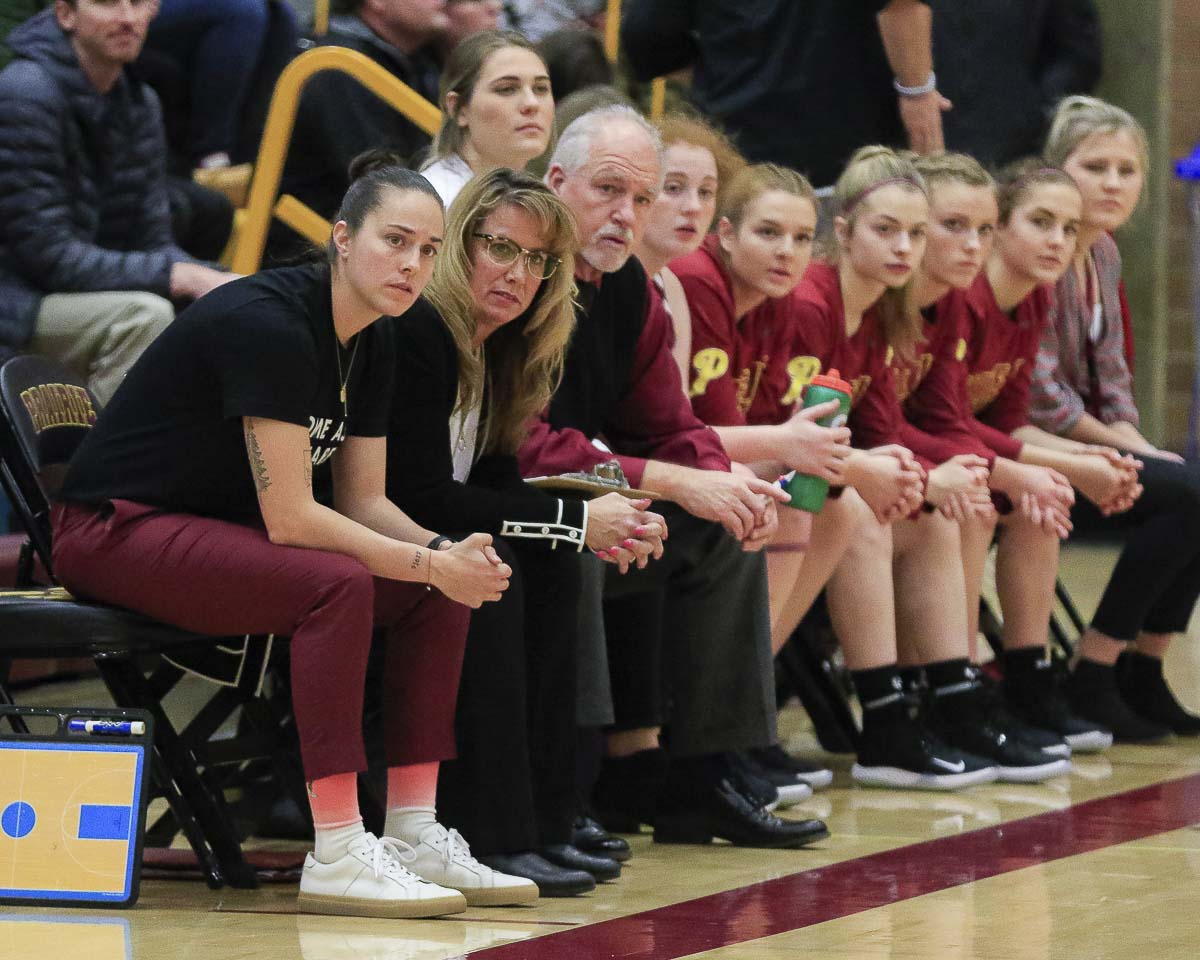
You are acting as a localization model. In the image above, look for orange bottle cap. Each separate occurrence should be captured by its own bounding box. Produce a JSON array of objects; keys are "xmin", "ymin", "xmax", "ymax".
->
[{"xmin": 809, "ymin": 369, "xmax": 852, "ymax": 394}]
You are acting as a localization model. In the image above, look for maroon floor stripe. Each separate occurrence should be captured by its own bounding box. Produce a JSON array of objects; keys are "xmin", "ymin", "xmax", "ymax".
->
[{"xmin": 466, "ymin": 773, "xmax": 1200, "ymax": 960}]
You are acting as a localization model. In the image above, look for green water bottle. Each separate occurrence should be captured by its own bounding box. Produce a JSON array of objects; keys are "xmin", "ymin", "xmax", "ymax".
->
[{"xmin": 784, "ymin": 369, "xmax": 852, "ymax": 512}]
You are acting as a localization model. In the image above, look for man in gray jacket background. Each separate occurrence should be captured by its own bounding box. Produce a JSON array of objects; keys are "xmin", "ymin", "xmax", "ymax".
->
[{"xmin": 0, "ymin": 0, "xmax": 231, "ymax": 402}]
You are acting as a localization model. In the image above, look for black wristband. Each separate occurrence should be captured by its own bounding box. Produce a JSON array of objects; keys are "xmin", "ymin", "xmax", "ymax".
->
[{"xmin": 427, "ymin": 535, "xmax": 455, "ymax": 550}]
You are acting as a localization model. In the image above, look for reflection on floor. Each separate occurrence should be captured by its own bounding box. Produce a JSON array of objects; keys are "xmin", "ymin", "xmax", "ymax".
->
[{"xmin": 2, "ymin": 542, "xmax": 1198, "ymax": 960}]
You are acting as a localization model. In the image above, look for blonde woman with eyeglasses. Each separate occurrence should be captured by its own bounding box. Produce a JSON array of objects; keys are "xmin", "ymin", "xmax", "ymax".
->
[{"xmin": 383, "ymin": 167, "xmax": 667, "ymax": 897}]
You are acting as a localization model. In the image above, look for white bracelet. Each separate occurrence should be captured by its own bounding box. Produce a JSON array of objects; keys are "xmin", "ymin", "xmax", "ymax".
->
[{"xmin": 894, "ymin": 71, "xmax": 937, "ymax": 97}]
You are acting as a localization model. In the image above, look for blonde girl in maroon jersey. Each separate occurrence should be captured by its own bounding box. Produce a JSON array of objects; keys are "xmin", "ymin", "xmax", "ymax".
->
[
  {"xmin": 900, "ymin": 153, "xmax": 1109, "ymax": 751},
  {"xmin": 672, "ymin": 162, "xmax": 845, "ymax": 789}
]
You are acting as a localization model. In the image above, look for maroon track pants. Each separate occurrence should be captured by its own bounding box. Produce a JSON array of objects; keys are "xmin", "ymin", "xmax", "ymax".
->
[{"xmin": 51, "ymin": 499, "xmax": 470, "ymax": 782}]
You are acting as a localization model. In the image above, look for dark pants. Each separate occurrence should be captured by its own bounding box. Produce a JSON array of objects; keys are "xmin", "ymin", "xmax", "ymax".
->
[
  {"xmin": 144, "ymin": 0, "xmax": 298, "ymax": 163},
  {"xmin": 1074, "ymin": 455, "xmax": 1200, "ymax": 640},
  {"xmin": 437, "ymin": 539, "xmax": 582, "ymax": 855},
  {"xmin": 51, "ymin": 499, "xmax": 470, "ymax": 782},
  {"xmin": 601, "ymin": 505, "xmax": 776, "ymax": 757}
]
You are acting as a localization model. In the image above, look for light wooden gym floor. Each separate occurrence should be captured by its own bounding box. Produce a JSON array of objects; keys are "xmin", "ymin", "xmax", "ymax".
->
[{"xmin": 4, "ymin": 542, "xmax": 1199, "ymax": 960}]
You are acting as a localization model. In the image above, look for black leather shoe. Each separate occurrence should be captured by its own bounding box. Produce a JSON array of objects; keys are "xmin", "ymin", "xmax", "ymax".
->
[
  {"xmin": 654, "ymin": 777, "xmax": 830, "ymax": 849},
  {"xmin": 572, "ymin": 815, "xmax": 632, "ymax": 862},
  {"xmin": 477, "ymin": 851, "xmax": 595, "ymax": 897},
  {"xmin": 540, "ymin": 843, "xmax": 621, "ymax": 881}
]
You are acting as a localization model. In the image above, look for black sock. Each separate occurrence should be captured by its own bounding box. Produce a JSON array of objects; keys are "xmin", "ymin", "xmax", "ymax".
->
[
  {"xmin": 664, "ymin": 752, "xmax": 726, "ymax": 786},
  {"xmin": 925, "ymin": 657, "xmax": 975, "ymax": 692},
  {"xmin": 1003, "ymin": 646, "xmax": 1048, "ymax": 677},
  {"xmin": 1120, "ymin": 649, "xmax": 1163, "ymax": 677},
  {"xmin": 1070, "ymin": 657, "xmax": 1116, "ymax": 687},
  {"xmin": 851, "ymin": 665, "xmax": 905, "ymax": 715}
]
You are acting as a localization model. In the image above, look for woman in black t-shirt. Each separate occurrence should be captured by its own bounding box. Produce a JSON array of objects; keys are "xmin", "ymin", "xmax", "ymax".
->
[
  {"xmin": 52, "ymin": 162, "xmax": 522, "ymax": 919},
  {"xmin": 384, "ymin": 168, "xmax": 667, "ymax": 895}
]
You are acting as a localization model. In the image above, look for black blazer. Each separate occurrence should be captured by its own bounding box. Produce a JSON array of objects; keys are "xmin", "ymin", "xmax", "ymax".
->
[{"xmin": 385, "ymin": 298, "xmax": 589, "ymax": 551}]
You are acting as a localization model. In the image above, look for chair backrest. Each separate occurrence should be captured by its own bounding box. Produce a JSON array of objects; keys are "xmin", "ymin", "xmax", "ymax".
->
[{"xmin": 0, "ymin": 355, "xmax": 101, "ymax": 577}]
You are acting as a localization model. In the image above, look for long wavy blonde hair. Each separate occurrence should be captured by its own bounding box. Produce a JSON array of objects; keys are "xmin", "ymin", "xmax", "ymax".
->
[{"xmin": 426, "ymin": 168, "xmax": 578, "ymax": 455}]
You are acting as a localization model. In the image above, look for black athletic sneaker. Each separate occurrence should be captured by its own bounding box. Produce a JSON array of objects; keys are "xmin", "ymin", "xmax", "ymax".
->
[
  {"xmin": 925, "ymin": 678, "xmax": 1072, "ymax": 783},
  {"xmin": 749, "ymin": 745, "xmax": 835, "ymax": 790},
  {"xmin": 1066, "ymin": 659, "xmax": 1172, "ymax": 744},
  {"xmin": 734, "ymin": 750, "xmax": 813, "ymax": 807},
  {"xmin": 1115, "ymin": 650, "xmax": 1200, "ymax": 736},
  {"xmin": 974, "ymin": 672, "xmax": 1072, "ymax": 759},
  {"xmin": 1005, "ymin": 658, "xmax": 1113, "ymax": 752},
  {"xmin": 727, "ymin": 752, "xmax": 783, "ymax": 811},
  {"xmin": 852, "ymin": 708, "xmax": 997, "ymax": 791}
]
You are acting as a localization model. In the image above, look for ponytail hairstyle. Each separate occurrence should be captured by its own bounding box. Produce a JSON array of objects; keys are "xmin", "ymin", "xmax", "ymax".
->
[
  {"xmin": 831, "ymin": 145, "xmax": 928, "ymax": 356},
  {"xmin": 994, "ymin": 158, "xmax": 1080, "ymax": 226},
  {"xmin": 425, "ymin": 167, "xmax": 578, "ymax": 455},
  {"xmin": 911, "ymin": 151, "xmax": 995, "ymax": 195},
  {"xmin": 327, "ymin": 149, "xmax": 443, "ymax": 264},
  {"xmin": 428, "ymin": 30, "xmax": 548, "ymax": 164},
  {"xmin": 1044, "ymin": 95, "xmax": 1150, "ymax": 179}
]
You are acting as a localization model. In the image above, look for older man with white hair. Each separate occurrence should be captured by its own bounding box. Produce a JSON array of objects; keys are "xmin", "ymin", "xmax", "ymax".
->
[{"xmin": 519, "ymin": 105, "xmax": 829, "ymax": 851}]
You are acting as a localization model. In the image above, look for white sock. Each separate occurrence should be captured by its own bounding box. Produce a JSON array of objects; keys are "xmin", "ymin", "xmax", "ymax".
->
[
  {"xmin": 384, "ymin": 805, "xmax": 438, "ymax": 844},
  {"xmin": 313, "ymin": 818, "xmax": 365, "ymax": 864}
]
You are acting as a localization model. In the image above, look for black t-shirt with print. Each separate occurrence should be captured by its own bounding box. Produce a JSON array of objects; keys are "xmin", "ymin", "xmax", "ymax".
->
[{"xmin": 61, "ymin": 264, "xmax": 394, "ymax": 523}]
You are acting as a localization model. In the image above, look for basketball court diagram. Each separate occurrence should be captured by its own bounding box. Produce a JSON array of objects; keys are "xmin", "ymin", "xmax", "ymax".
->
[{"xmin": 0, "ymin": 741, "xmax": 143, "ymax": 903}]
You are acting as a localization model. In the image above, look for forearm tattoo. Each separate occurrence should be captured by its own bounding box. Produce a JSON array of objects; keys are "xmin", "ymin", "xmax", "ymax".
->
[
  {"xmin": 411, "ymin": 548, "xmax": 424, "ymax": 573},
  {"xmin": 244, "ymin": 418, "xmax": 271, "ymax": 492}
]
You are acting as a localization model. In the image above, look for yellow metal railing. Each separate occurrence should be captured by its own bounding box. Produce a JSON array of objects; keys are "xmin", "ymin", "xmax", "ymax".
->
[
  {"xmin": 604, "ymin": 0, "xmax": 665, "ymax": 120},
  {"xmin": 314, "ymin": 0, "xmax": 329, "ymax": 36},
  {"xmin": 604, "ymin": 0, "xmax": 621, "ymax": 63},
  {"xmin": 231, "ymin": 46, "xmax": 440, "ymax": 275}
]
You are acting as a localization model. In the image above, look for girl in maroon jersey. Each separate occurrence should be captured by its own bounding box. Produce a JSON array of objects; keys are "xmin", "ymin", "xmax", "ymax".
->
[
  {"xmin": 899, "ymin": 153, "xmax": 1110, "ymax": 752},
  {"xmin": 1032, "ymin": 97, "xmax": 1200, "ymax": 739},
  {"xmin": 635, "ymin": 112, "xmax": 746, "ymax": 382}
]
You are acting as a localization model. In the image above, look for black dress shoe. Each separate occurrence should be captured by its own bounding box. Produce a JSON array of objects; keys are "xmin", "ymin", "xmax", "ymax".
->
[
  {"xmin": 572, "ymin": 815, "xmax": 632, "ymax": 862},
  {"xmin": 654, "ymin": 777, "xmax": 830, "ymax": 849},
  {"xmin": 477, "ymin": 851, "xmax": 595, "ymax": 897},
  {"xmin": 539, "ymin": 843, "xmax": 621, "ymax": 881}
]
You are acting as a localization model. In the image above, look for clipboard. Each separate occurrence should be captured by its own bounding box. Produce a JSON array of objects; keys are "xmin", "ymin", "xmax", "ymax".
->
[
  {"xmin": 525, "ymin": 458, "xmax": 656, "ymax": 500},
  {"xmin": 0, "ymin": 706, "xmax": 153, "ymax": 908}
]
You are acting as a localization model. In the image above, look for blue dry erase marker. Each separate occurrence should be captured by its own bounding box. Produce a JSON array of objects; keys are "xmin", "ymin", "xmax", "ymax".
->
[{"xmin": 67, "ymin": 718, "xmax": 146, "ymax": 736}]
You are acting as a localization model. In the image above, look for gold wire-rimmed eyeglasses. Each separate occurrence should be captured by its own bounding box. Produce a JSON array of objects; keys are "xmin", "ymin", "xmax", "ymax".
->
[{"xmin": 473, "ymin": 233, "xmax": 561, "ymax": 280}]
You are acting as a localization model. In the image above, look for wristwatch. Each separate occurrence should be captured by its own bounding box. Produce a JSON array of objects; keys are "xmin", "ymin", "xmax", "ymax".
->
[{"xmin": 427, "ymin": 535, "xmax": 455, "ymax": 551}]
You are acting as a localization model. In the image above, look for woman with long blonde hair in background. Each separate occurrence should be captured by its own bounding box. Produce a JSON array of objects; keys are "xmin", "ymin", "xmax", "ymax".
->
[{"xmin": 384, "ymin": 167, "xmax": 666, "ymax": 898}]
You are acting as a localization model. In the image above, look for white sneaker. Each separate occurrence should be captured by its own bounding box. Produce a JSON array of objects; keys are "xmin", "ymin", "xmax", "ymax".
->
[
  {"xmin": 406, "ymin": 822, "xmax": 539, "ymax": 906},
  {"xmin": 773, "ymin": 781, "xmax": 814, "ymax": 809},
  {"xmin": 298, "ymin": 833, "xmax": 468, "ymax": 919}
]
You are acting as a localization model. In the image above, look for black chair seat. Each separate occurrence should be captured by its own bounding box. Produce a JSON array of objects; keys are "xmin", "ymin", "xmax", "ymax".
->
[{"xmin": 0, "ymin": 588, "xmax": 218, "ymax": 659}]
